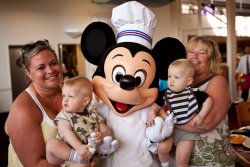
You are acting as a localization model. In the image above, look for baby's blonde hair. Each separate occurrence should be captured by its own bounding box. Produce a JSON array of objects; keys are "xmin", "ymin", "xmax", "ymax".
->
[
  {"xmin": 63, "ymin": 76, "xmax": 93, "ymax": 100},
  {"xmin": 169, "ymin": 59, "xmax": 195, "ymax": 78}
]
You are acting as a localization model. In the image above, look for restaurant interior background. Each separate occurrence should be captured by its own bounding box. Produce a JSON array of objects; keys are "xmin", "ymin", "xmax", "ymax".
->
[
  {"xmin": 1, "ymin": 0, "xmax": 250, "ymax": 112},
  {"xmin": 1, "ymin": 0, "xmax": 250, "ymax": 166}
]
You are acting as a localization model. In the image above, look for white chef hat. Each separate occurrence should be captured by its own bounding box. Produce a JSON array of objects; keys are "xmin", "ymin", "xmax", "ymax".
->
[{"xmin": 111, "ymin": 1, "xmax": 156, "ymax": 49}]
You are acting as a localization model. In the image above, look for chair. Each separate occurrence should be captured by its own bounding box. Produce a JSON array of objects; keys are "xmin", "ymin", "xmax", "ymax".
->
[
  {"xmin": 235, "ymin": 102, "xmax": 250, "ymax": 127},
  {"xmin": 228, "ymin": 103, "xmax": 240, "ymax": 129}
]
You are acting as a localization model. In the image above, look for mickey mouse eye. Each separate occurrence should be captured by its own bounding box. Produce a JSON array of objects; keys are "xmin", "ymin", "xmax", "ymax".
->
[
  {"xmin": 134, "ymin": 70, "xmax": 146, "ymax": 87},
  {"xmin": 112, "ymin": 66, "xmax": 125, "ymax": 83}
]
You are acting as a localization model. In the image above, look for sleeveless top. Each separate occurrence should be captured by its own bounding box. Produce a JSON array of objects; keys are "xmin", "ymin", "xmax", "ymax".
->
[
  {"xmin": 189, "ymin": 76, "xmax": 236, "ymax": 167},
  {"xmin": 55, "ymin": 108, "xmax": 104, "ymax": 144},
  {"xmin": 8, "ymin": 87, "xmax": 57, "ymax": 167}
]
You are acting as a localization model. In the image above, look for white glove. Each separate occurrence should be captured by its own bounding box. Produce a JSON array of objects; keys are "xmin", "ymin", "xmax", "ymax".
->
[
  {"xmin": 146, "ymin": 113, "xmax": 174, "ymax": 142},
  {"xmin": 97, "ymin": 136, "xmax": 119, "ymax": 159}
]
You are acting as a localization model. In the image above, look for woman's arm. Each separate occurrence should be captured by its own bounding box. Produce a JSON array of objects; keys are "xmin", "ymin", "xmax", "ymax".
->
[
  {"xmin": 5, "ymin": 93, "xmax": 59, "ymax": 167},
  {"xmin": 176, "ymin": 75, "xmax": 231, "ymax": 133}
]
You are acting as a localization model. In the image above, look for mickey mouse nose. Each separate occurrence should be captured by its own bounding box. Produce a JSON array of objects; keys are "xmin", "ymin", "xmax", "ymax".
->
[{"xmin": 120, "ymin": 75, "xmax": 136, "ymax": 90}]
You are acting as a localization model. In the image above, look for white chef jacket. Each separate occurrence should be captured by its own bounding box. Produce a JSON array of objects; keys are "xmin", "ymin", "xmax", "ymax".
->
[{"xmin": 97, "ymin": 102, "xmax": 160, "ymax": 167}]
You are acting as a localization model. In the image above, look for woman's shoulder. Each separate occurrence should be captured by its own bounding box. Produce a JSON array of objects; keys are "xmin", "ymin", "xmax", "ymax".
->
[
  {"xmin": 197, "ymin": 75, "xmax": 228, "ymax": 93},
  {"xmin": 6, "ymin": 90, "xmax": 43, "ymax": 135},
  {"xmin": 208, "ymin": 75, "xmax": 228, "ymax": 85},
  {"xmin": 206, "ymin": 75, "xmax": 230, "ymax": 96},
  {"xmin": 10, "ymin": 90, "xmax": 43, "ymax": 120},
  {"xmin": 12, "ymin": 90, "xmax": 34, "ymax": 108}
]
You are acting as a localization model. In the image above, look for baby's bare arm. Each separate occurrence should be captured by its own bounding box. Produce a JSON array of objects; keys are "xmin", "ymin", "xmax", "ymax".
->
[
  {"xmin": 92, "ymin": 123, "xmax": 110, "ymax": 144},
  {"xmin": 147, "ymin": 103, "xmax": 161, "ymax": 126},
  {"xmin": 158, "ymin": 108, "xmax": 168, "ymax": 120},
  {"xmin": 192, "ymin": 97, "xmax": 213, "ymax": 126},
  {"xmin": 57, "ymin": 121, "xmax": 92, "ymax": 159}
]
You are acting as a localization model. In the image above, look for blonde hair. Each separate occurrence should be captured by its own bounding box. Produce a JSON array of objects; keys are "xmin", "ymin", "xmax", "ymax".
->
[
  {"xmin": 21, "ymin": 40, "xmax": 57, "ymax": 70},
  {"xmin": 63, "ymin": 76, "xmax": 93, "ymax": 100},
  {"xmin": 169, "ymin": 59, "xmax": 194, "ymax": 78},
  {"xmin": 186, "ymin": 36, "xmax": 222, "ymax": 74}
]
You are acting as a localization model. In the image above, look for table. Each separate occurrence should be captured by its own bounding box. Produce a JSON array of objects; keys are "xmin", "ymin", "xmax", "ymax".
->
[
  {"xmin": 231, "ymin": 127, "xmax": 250, "ymax": 166},
  {"xmin": 233, "ymin": 144, "xmax": 250, "ymax": 166}
]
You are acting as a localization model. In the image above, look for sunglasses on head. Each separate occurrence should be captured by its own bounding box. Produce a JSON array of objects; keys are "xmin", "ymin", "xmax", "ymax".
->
[
  {"xmin": 21, "ymin": 39, "xmax": 49, "ymax": 54},
  {"xmin": 21, "ymin": 39, "xmax": 49, "ymax": 65}
]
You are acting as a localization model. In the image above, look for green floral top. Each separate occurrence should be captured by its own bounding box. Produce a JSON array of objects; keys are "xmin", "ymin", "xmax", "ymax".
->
[
  {"xmin": 189, "ymin": 117, "xmax": 236, "ymax": 166},
  {"xmin": 189, "ymin": 76, "xmax": 236, "ymax": 166}
]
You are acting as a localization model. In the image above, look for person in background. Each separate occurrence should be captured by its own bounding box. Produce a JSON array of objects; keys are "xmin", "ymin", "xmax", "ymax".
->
[
  {"xmin": 46, "ymin": 76, "xmax": 110, "ymax": 167},
  {"xmin": 5, "ymin": 39, "xmax": 63, "ymax": 167},
  {"xmin": 175, "ymin": 36, "xmax": 235, "ymax": 166},
  {"xmin": 147, "ymin": 59, "xmax": 213, "ymax": 167},
  {"xmin": 236, "ymin": 46, "xmax": 250, "ymax": 101}
]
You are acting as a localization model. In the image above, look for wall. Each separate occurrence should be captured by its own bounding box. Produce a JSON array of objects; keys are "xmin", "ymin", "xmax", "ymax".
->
[{"xmin": 0, "ymin": 0, "xmax": 219, "ymax": 112}]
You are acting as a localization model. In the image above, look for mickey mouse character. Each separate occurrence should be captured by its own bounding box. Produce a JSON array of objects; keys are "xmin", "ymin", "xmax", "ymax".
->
[{"xmin": 80, "ymin": 1, "xmax": 186, "ymax": 166}]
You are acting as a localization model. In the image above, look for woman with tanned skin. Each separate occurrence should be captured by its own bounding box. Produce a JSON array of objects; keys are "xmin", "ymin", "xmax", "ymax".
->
[{"xmin": 5, "ymin": 39, "xmax": 63, "ymax": 167}]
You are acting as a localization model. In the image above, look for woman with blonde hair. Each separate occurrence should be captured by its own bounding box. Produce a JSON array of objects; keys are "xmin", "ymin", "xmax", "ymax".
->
[
  {"xmin": 175, "ymin": 36, "xmax": 235, "ymax": 166},
  {"xmin": 5, "ymin": 39, "xmax": 63, "ymax": 167}
]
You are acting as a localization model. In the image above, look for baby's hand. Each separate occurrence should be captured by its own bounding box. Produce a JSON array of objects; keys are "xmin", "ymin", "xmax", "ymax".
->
[
  {"xmin": 77, "ymin": 144, "xmax": 93, "ymax": 160},
  {"xmin": 191, "ymin": 115, "xmax": 204, "ymax": 126},
  {"xmin": 91, "ymin": 132, "xmax": 103, "ymax": 144},
  {"xmin": 147, "ymin": 112, "xmax": 156, "ymax": 127}
]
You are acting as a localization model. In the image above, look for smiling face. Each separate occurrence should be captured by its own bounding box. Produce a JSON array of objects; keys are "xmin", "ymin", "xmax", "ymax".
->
[
  {"xmin": 92, "ymin": 45, "xmax": 158, "ymax": 116},
  {"xmin": 25, "ymin": 50, "xmax": 62, "ymax": 89},
  {"xmin": 186, "ymin": 42, "xmax": 210, "ymax": 76}
]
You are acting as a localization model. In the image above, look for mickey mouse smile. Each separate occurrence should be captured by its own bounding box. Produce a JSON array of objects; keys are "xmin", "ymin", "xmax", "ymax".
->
[{"xmin": 110, "ymin": 99, "xmax": 134, "ymax": 114}]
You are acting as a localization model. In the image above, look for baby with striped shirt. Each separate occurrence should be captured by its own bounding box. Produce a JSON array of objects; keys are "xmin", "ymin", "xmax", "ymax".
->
[{"xmin": 146, "ymin": 59, "xmax": 213, "ymax": 167}]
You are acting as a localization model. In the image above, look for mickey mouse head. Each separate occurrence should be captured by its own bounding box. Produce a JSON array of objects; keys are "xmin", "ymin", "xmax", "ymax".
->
[{"xmin": 80, "ymin": 1, "xmax": 186, "ymax": 116}]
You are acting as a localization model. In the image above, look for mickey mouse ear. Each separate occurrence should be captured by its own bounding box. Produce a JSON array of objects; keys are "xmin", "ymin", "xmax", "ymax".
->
[
  {"xmin": 153, "ymin": 37, "xmax": 186, "ymax": 80},
  {"xmin": 81, "ymin": 22, "xmax": 116, "ymax": 65}
]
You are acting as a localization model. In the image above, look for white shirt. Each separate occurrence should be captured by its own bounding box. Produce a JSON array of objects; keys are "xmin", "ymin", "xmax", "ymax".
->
[
  {"xmin": 97, "ymin": 102, "xmax": 160, "ymax": 167},
  {"xmin": 236, "ymin": 54, "xmax": 250, "ymax": 74}
]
